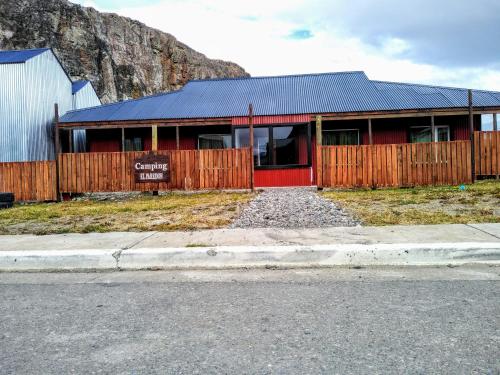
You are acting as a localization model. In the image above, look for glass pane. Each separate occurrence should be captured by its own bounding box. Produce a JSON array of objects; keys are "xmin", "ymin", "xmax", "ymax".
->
[
  {"xmin": 323, "ymin": 130, "xmax": 358, "ymax": 145},
  {"xmin": 481, "ymin": 114, "xmax": 494, "ymax": 131},
  {"xmin": 273, "ymin": 125, "xmax": 308, "ymax": 165},
  {"xmin": 234, "ymin": 128, "xmax": 249, "ymax": 148},
  {"xmin": 198, "ymin": 134, "xmax": 231, "ymax": 149},
  {"xmin": 410, "ymin": 127, "xmax": 431, "ymax": 143},
  {"xmin": 133, "ymin": 137, "xmax": 142, "ymax": 151},
  {"xmin": 436, "ymin": 127, "xmax": 449, "ymax": 142},
  {"xmin": 254, "ymin": 128, "xmax": 270, "ymax": 166}
]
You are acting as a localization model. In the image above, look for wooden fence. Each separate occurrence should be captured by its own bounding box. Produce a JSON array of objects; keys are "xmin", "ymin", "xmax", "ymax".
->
[
  {"xmin": 320, "ymin": 140, "xmax": 472, "ymax": 188},
  {"xmin": 474, "ymin": 131, "xmax": 500, "ymax": 178},
  {"xmin": 58, "ymin": 148, "xmax": 252, "ymax": 193},
  {"xmin": 0, "ymin": 161, "xmax": 57, "ymax": 201}
]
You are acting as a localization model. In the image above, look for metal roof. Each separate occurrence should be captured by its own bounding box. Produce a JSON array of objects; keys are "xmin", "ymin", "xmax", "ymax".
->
[
  {"xmin": 0, "ymin": 48, "xmax": 50, "ymax": 64},
  {"xmin": 72, "ymin": 80, "xmax": 90, "ymax": 94},
  {"xmin": 60, "ymin": 71, "xmax": 500, "ymax": 123}
]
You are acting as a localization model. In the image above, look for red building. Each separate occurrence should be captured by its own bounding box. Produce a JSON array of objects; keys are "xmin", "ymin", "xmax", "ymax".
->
[{"xmin": 59, "ymin": 72, "xmax": 500, "ymax": 187}]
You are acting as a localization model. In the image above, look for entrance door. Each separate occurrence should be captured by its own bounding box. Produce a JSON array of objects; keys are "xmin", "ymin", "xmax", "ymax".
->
[{"xmin": 235, "ymin": 123, "xmax": 313, "ymax": 187}]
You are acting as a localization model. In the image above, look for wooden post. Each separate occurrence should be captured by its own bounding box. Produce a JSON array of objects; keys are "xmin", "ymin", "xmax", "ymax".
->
[
  {"xmin": 469, "ymin": 89, "xmax": 475, "ymax": 181},
  {"xmin": 431, "ymin": 115, "xmax": 436, "ymax": 142},
  {"xmin": 316, "ymin": 115, "xmax": 323, "ymax": 189},
  {"xmin": 151, "ymin": 125, "xmax": 158, "ymax": 151},
  {"xmin": 368, "ymin": 118, "xmax": 373, "ymax": 145},
  {"xmin": 68, "ymin": 129, "xmax": 73, "ymax": 153},
  {"xmin": 176, "ymin": 126, "xmax": 180, "ymax": 150},
  {"xmin": 494, "ymin": 113, "xmax": 498, "ymax": 131},
  {"xmin": 248, "ymin": 104, "xmax": 255, "ymax": 192},
  {"xmin": 54, "ymin": 103, "xmax": 61, "ymax": 202},
  {"xmin": 121, "ymin": 128, "xmax": 125, "ymax": 151}
]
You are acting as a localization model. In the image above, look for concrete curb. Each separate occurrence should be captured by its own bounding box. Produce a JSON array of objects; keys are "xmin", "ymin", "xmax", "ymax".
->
[{"xmin": 0, "ymin": 243, "xmax": 499, "ymax": 272}]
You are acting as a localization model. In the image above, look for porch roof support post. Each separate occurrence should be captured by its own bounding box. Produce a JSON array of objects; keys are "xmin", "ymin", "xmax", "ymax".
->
[
  {"xmin": 494, "ymin": 113, "xmax": 498, "ymax": 131},
  {"xmin": 468, "ymin": 89, "xmax": 475, "ymax": 182},
  {"xmin": 121, "ymin": 128, "xmax": 125, "ymax": 151},
  {"xmin": 176, "ymin": 126, "xmax": 180, "ymax": 150},
  {"xmin": 68, "ymin": 129, "xmax": 73, "ymax": 153},
  {"xmin": 248, "ymin": 104, "xmax": 255, "ymax": 192},
  {"xmin": 316, "ymin": 115, "xmax": 323, "ymax": 189},
  {"xmin": 368, "ymin": 118, "xmax": 373, "ymax": 145},
  {"xmin": 431, "ymin": 115, "xmax": 436, "ymax": 142},
  {"xmin": 152, "ymin": 125, "xmax": 158, "ymax": 151}
]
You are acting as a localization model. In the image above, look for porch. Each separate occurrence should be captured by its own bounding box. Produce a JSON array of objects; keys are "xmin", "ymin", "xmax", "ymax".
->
[{"xmin": 58, "ymin": 112, "xmax": 489, "ymax": 188}]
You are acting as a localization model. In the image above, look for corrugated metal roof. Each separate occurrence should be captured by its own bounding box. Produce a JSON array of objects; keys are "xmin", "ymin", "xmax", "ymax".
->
[
  {"xmin": 60, "ymin": 71, "xmax": 500, "ymax": 123},
  {"xmin": 0, "ymin": 48, "xmax": 50, "ymax": 64},
  {"xmin": 72, "ymin": 80, "xmax": 89, "ymax": 94}
]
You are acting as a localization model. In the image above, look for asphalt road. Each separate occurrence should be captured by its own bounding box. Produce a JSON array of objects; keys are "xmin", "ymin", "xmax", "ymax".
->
[{"xmin": 0, "ymin": 267, "xmax": 499, "ymax": 374}]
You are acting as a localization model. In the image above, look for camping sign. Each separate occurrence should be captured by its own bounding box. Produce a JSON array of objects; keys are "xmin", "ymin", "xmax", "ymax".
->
[{"xmin": 133, "ymin": 154, "xmax": 170, "ymax": 183}]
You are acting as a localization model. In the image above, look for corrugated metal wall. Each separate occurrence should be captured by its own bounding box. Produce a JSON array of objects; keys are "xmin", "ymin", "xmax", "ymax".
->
[
  {"xmin": 72, "ymin": 82, "xmax": 101, "ymax": 152},
  {"xmin": 232, "ymin": 114, "xmax": 311, "ymax": 126},
  {"xmin": 0, "ymin": 50, "xmax": 72, "ymax": 162}
]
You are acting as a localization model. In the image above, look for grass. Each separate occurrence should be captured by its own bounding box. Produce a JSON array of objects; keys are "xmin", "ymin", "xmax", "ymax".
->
[
  {"xmin": 322, "ymin": 180, "xmax": 500, "ymax": 226},
  {"xmin": 0, "ymin": 192, "xmax": 253, "ymax": 235}
]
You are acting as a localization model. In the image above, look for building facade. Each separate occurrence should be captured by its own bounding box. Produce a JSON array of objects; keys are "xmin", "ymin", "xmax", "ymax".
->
[
  {"xmin": 0, "ymin": 48, "xmax": 100, "ymax": 162},
  {"xmin": 59, "ymin": 72, "xmax": 500, "ymax": 187}
]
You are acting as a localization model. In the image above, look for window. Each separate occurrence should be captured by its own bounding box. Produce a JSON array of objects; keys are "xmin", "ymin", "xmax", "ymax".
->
[
  {"xmin": 481, "ymin": 114, "xmax": 494, "ymax": 131},
  {"xmin": 410, "ymin": 126, "xmax": 450, "ymax": 143},
  {"xmin": 124, "ymin": 137, "xmax": 143, "ymax": 151},
  {"xmin": 234, "ymin": 124, "xmax": 310, "ymax": 168},
  {"xmin": 323, "ymin": 129, "xmax": 359, "ymax": 145},
  {"xmin": 198, "ymin": 134, "xmax": 232, "ymax": 149}
]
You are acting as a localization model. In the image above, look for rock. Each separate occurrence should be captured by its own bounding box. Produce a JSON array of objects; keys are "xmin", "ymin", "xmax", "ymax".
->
[{"xmin": 0, "ymin": 0, "xmax": 249, "ymax": 103}]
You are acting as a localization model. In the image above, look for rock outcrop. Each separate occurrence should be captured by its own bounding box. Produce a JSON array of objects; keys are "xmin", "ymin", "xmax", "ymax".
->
[{"xmin": 0, "ymin": 0, "xmax": 249, "ymax": 103}]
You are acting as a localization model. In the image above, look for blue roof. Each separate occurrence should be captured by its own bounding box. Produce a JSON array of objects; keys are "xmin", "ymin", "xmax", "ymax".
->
[
  {"xmin": 0, "ymin": 48, "xmax": 50, "ymax": 64},
  {"xmin": 72, "ymin": 80, "xmax": 89, "ymax": 94},
  {"xmin": 60, "ymin": 71, "xmax": 500, "ymax": 123}
]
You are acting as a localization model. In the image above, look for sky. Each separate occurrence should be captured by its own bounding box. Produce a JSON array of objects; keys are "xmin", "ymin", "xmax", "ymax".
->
[{"xmin": 71, "ymin": 0, "xmax": 500, "ymax": 91}]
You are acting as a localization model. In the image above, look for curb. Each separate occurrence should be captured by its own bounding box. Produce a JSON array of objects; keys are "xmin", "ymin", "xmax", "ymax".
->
[{"xmin": 0, "ymin": 243, "xmax": 499, "ymax": 272}]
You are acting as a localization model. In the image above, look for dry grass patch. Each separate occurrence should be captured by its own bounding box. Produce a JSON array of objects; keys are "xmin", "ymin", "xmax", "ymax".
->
[
  {"xmin": 0, "ymin": 192, "xmax": 254, "ymax": 235},
  {"xmin": 322, "ymin": 180, "xmax": 500, "ymax": 226}
]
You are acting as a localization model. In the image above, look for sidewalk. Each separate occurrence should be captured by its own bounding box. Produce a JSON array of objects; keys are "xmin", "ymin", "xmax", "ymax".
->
[{"xmin": 0, "ymin": 224, "xmax": 499, "ymax": 271}]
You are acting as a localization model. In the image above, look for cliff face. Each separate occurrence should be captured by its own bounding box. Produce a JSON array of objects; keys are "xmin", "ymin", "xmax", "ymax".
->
[{"xmin": 0, "ymin": 0, "xmax": 249, "ymax": 103}]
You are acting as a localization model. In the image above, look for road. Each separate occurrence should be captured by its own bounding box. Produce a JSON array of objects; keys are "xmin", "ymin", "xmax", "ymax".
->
[{"xmin": 0, "ymin": 267, "xmax": 499, "ymax": 374}]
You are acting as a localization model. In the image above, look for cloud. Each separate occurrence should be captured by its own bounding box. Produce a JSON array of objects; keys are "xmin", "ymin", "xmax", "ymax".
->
[
  {"xmin": 289, "ymin": 0, "xmax": 500, "ymax": 69},
  {"xmin": 288, "ymin": 29, "xmax": 313, "ymax": 40},
  {"xmin": 69, "ymin": 0, "xmax": 500, "ymax": 91}
]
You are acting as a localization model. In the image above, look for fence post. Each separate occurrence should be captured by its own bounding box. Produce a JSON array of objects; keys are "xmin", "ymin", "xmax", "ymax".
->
[
  {"xmin": 316, "ymin": 116, "xmax": 323, "ymax": 189},
  {"xmin": 469, "ymin": 89, "xmax": 476, "ymax": 182},
  {"xmin": 248, "ymin": 104, "xmax": 255, "ymax": 192},
  {"xmin": 54, "ymin": 103, "xmax": 61, "ymax": 202}
]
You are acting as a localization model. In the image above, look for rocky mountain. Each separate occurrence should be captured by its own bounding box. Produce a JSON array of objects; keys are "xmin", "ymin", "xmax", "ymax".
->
[{"xmin": 0, "ymin": 0, "xmax": 249, "ymax": 103}]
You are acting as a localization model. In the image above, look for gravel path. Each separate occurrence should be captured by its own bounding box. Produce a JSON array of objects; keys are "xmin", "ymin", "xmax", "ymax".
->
[{"xmin": 231, "ymin": 188, "xmax": 359, "ymax": 228}]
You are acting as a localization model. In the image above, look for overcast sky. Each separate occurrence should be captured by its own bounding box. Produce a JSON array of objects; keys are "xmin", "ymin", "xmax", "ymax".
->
[{"xmin": 73, "ymin": 0, "xmax": 500, "ymax": 91}]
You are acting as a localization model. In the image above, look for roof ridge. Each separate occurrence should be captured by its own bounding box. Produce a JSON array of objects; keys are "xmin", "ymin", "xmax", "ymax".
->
[
  {"xmin": 371, "ymin": 79, "xmax": 499, "ymax": 93},
  {"xmin": 64, "ymin": 86, "xmax": 184, "ymax": 115},
  {"xmin": 188, "ymin": 71, "xmax": 366, "ymax": 84},
  {"xmin": 0, "ymin": 47, "xmax": 50, "ymax": 53}
]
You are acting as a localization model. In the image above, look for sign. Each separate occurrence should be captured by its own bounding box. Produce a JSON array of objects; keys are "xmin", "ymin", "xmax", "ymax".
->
[{"xmin": 133, "ymin": 154, "xmax": 170, "ymax": 183}]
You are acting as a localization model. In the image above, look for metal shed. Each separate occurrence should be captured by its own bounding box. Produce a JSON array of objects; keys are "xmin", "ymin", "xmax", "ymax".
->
[{"xmin": 0, "ymin": 48, "xmax": 101, "ymax": 162}]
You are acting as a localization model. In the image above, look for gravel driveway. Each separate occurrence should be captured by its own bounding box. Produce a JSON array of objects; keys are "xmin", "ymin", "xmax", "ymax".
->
[{"xmin": 231, "ymin": 188, "xmax": 359, "ymax": 228}]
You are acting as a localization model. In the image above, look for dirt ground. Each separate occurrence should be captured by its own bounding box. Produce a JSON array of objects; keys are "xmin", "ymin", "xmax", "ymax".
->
[
  {"xmin": 322, "ymin": 180, "xmax": 500, "ymax": 226},
  {"xmin": 0, "ymin": 192, "xmax": 253, "ymax": 235}
]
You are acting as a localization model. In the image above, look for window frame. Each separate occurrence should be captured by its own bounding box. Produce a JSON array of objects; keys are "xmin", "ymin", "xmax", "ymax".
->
[
  {"xmin": 197, "ymin": 133, "xmax": 232, "ymax": 150},
  {"xmin": 409, "ymin": 125, "xmax": 450, "ymax": 143},
  {"xmin": 322, "ymin": 128, "xmax": 360, "ymax": 146},
  {"xmin": 232, "ymin": 122, "xmax": 312, "ymax": 170}
]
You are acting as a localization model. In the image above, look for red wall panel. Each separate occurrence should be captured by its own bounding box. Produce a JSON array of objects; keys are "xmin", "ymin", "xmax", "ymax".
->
[
  {"xmin": 254, "ymin": 168, "xmax": 313, "ymax": 187},
  {"xmin": 232, "ymin": 114, "xmax": 310, "ymax": 125}
]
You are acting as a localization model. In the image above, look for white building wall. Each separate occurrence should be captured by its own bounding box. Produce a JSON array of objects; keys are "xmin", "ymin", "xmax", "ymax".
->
[{"xmin": 0, "ymin": 50, "xmax": 72, "ymax": 162}]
